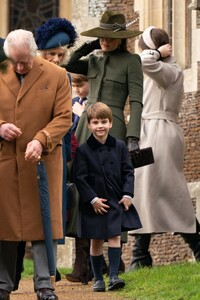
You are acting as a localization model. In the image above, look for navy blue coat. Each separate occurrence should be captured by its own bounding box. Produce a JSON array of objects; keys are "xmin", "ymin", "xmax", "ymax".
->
[
  {"xmin": 71, "ymin": 96, "xmax": 80, "ymax": 132},
  {"xmin": 73, "ymin": 134, "xmax": 142, "ymax": 240}
]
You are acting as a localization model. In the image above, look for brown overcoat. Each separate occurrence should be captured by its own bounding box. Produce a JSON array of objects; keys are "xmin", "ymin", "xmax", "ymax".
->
[{"xmin": 0, "ymin": 57, "xmax": 72, "ymax": 241}]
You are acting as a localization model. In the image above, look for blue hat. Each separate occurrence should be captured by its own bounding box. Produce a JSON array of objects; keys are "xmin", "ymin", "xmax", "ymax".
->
[
  {"xmin": 0, "ymin": 38, "xmax": 7, "ymax": 63},
  {"xmin": 35, "ymin": 17, "xmax": 78, "ymax": 50}
]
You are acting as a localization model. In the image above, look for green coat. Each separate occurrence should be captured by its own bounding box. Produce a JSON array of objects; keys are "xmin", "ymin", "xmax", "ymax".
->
[{"xmin": 65, "ymin": 43, "xmax": 143, "ymax": 144}]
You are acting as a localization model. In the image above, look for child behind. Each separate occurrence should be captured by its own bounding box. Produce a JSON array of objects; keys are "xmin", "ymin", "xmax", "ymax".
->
[
  {"xmin": 71, "ymin": 74, "xmax": 89, "ymax": 133},
  {"xmin": 73, "ymin": 102, "xmax": 142, "ymax": 292},
  {"xmin": 65, "ymin": 73, "xmax": 93, "ymax": 284}
]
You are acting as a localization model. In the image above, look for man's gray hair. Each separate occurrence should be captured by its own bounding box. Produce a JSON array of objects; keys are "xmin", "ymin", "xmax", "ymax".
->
[{"xmin": 4, "ymin": 29, "xmax": 38, "ymax": 57}]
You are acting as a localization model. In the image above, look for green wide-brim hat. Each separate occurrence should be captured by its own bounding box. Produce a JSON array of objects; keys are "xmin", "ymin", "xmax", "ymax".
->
[{"xmin": 81, "ymin": 11, "xmax": 142, "ymax": 39}]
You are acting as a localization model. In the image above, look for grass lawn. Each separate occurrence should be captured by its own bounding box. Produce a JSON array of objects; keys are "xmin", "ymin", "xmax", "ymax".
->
[
  {"xmin": 116, "ymin": 262, "xmax": 200, "ymax": 299},
  {"xmin": 22, "ymin": 259, "xmax": 200, "ymax": 299}
]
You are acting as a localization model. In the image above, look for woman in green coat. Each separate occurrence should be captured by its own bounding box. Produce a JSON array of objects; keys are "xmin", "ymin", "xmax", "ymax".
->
[{"xmin": 65, "ymin": 10, "xmax": 143, "ymax": 152}]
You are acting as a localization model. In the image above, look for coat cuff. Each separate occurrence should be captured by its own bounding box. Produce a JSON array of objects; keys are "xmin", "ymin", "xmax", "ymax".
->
[
  {"xmin": 141, "ymin": 49, "xmax": 161, "ymax": 61},
  {"xmin": 33, "ymin": 130, "xmax": 52, "ymax": 153}
]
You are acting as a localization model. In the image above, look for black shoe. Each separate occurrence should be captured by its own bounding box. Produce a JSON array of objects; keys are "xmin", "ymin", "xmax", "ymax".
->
[
  {"xmin": 56, "ymin": 269, "xmax": 61, "ymax": 282},
  {"xmin": 129, "ymin": 256, "xmax": 153, "ymax": 271},
  {"xmin": 129, "ymin": 261, "xmax": 143, "ymax": 271},
  {"xmin": 65, "ymin": 270, "xmax": 90, "ymax": 285},
  {"xmin": 0, "ymin": 290, "xmax": 10, "ymax": 300},
  {"xmin": 65, "ymin": 273, "xmax": 80, "ymax": 282},
  {"xmin": 108, "ymin": 276, "xmax": 125, "ymax": 291},
  {"xmin": 93, "ymin": 280, "xmax": 105, "ymax": 292},
  {"xmin": 37, "ymin": 288, "xmax": 58, "ymax": 300}
]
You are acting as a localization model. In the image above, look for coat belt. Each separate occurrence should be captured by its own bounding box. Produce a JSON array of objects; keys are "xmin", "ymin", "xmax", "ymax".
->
[{"xmin": 142, "ymin": 111, "xmax": 178, "ymax": 123}]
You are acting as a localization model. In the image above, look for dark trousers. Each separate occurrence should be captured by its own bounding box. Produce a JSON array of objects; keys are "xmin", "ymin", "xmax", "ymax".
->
[
  {"xmin": 131, "ymin": 234, "xmax": 152, "ymax": 267},
  {"xmin": 181, "ymin": 222, "xmax": 200, "ymax": 261},
  {"xmin": 14, "ymin": 241, "xmax": 26, "ymax": 291},
  {"xmin": 0, "ymin": 241, "xmax": 19, "ymax": 292},
  {"xmin": 131, "ymin": 220, "xmax": 200, "ymax": 266}
]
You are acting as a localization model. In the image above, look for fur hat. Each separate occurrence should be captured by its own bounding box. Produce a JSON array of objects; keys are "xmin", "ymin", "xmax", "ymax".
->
[
  {"xmin": 0, "ymin": 38, "xmax": 7, "ymax": 63},
  {"xmin": 35, "ymin": 17, "xmax": 78, "ymax": 50},
  {"xmin": 81, "ymin": 11, "xmax": 142, "ymax": 39}
]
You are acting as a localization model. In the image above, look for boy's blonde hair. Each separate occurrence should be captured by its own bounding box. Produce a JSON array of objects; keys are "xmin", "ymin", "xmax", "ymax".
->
[{"xmin": 87, "ymin": 102, "xmax": 112, "ymax": 123}]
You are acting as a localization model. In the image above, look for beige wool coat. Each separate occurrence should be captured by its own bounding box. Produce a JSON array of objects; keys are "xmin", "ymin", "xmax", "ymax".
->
[
  {"xmin": 131, "ymin": 51, "xmax": 196, "ymax": 234},
  {"xmin": 0, "ymin": 57, "xmax": 72, "ymax": 241}
]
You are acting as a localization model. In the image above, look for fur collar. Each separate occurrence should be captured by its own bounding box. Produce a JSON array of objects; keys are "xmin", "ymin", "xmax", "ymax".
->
[{"xmin": 87, "ymin": 134, "xmax": 116, "ymax": 150}]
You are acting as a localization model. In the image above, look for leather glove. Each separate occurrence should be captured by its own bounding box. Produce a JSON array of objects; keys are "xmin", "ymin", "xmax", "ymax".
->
[
  {"xmin": 127, "ymin": 137, "xmax": 141, "ymax": 167},
  {"xmin": 88, "ymin": 39, "xmax": 101, "ymax": 51}
]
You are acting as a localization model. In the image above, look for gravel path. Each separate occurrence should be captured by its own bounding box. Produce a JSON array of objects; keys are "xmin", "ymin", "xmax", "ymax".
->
[{"xmin": 12, "ymin": 279, "xmax": 125, "ymax": 300}]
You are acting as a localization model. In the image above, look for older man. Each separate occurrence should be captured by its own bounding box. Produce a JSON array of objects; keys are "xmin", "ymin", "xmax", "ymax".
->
[{"xmin": 0, "ymin": 29, "xmax": 71, "ymax": 300}]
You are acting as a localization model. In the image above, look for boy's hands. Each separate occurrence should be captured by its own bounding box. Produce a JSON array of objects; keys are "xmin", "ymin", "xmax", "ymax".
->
[
  {"xmin": 119, "ymin": 197, "xmax": 132, "ymax": 211},
  {"xmin": 72, "ymin": 101, "xmax": 86, "ymax": 117},
  {"xmin": 92, "ymin": 196, "xmax": 132, "ymax": 214},
  {"xmin": 93, "ymin": 198, "xmax": 110, "ymax": 215}
]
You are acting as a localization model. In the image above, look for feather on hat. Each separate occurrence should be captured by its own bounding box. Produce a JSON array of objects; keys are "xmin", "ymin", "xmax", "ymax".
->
[
  {"xmin": 35, "ymin": 17, "xmax": 77, "ymax": 50},
  {"xmin": 81, "ymin": 11, "xmax": 142, "ymax": 39}
]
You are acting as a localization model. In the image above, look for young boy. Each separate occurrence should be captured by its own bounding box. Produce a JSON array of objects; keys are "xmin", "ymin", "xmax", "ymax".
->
[
  {"xmin": 66, "ymin": 76, "xmax": 110, "ymax": 284},
  {"xmin": 71, "ymin": 74, "xmax": 89, "ymax": 132},
  {"xmin": 73, "ymin": 102, "xmax": 142, "ymax": 292}
]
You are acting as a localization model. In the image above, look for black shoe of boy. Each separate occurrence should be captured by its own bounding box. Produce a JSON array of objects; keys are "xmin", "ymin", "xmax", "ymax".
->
[
  {"xmin": 108, "ymin": 276, "xmax": 125, "ymax": 291},
  {"xmin": 93, "ymin": 280, "xmax": 105, "ymax": 292}
]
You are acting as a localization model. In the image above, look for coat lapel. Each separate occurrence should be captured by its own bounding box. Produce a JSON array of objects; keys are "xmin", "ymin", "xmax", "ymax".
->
[
  {"xmin": 17, "ymin": 57, "xmax": 44, "ymax": 101},
  {"xmin": 2, "ymin": 65, "xmax": 20, "ymax": 98},
  {"xmin": 1, "ymin": 57, "xmax": 44, "ymax": 101}
]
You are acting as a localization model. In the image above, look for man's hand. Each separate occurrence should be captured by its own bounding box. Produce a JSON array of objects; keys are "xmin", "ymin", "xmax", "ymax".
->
[
  {"xmin": 25, "ymin": 140, "xmax": 43, "ymax": 163},
  {"xmin": 0, "ymin": 123, "xmax": 22, "ymax": 141}
]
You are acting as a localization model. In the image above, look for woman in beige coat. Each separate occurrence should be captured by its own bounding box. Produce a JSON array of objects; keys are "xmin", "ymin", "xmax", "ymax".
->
[
  {"xmin": 0, "ymin": 29, "xmax": 71, "ymax": 299},
  {"xmin": 129, "ymin": 26, "xmax": 200, "ymax": 270}
]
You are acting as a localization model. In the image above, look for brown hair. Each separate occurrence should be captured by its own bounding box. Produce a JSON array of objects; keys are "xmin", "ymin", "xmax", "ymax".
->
[
  {"xmin": 139, "ymin": 28, "xmax": 169, "ymax": 50},
  {"xmin": 119, "ymin": 39, "xmax": 127, "ymax": 51},
  {"xmin": 87, "ymin": 102, "xmax": 112, "ymax": 123},
  {"xmin": 71, "ymin": 73, "xmax": 88, "ymax": 84}
]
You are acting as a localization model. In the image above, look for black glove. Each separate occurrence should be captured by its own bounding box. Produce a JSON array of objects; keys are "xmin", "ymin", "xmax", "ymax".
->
[
  {"xmin": 127, "ymin": 137, "xmax": 141, "ymax": 167},
  {"xmin": 87, "ymin": 39, "xmax": 101, "ymax": 51}
]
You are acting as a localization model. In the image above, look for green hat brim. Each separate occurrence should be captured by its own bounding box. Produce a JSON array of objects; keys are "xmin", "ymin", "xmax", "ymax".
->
[{"xmin": 80, "ymin": 27, "xmax": 142, "ymax": 39}]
